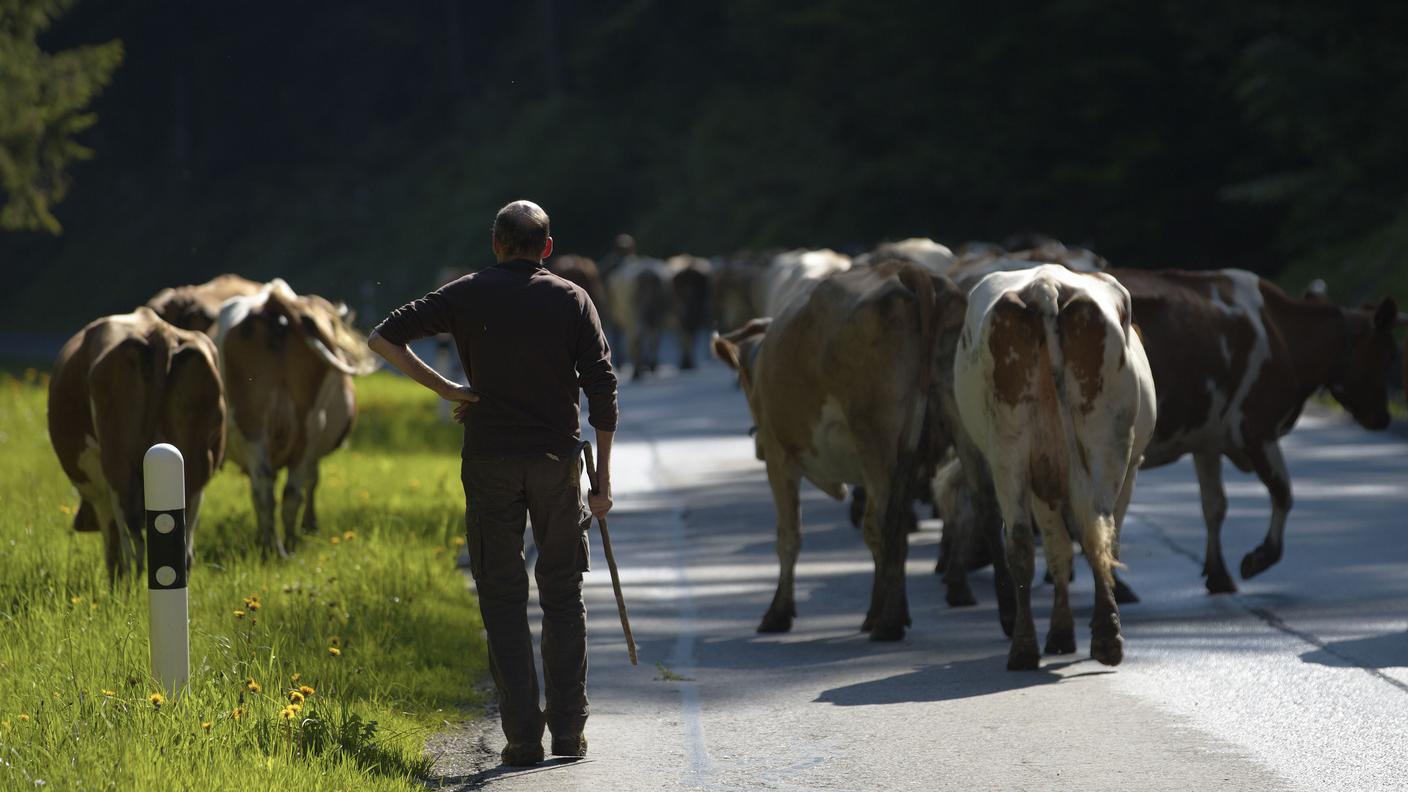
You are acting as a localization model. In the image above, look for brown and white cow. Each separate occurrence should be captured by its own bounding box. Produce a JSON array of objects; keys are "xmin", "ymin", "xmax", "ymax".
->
[
  {"xmin": 146, "ymin": 274, "xmax": 263, "ymax": 336},
  {"xmin": 48, "ymin": 308, "xmax": 226, "ymax": 582},
  {"xmin": 713, "ymin": 259, "xmax": 969, "ymax": 640},
  {"xmin": 755, "ymin": 248, "xmax": 852, "ymax": 319},
  {"xmin": 216, "ymin": 280, "xmax": 378, "ymax": 557},
  {"xmin": 1111, "ymin": 268, "xmax": 1398, "ymax": 593},
  {"xmin": 955, "ymin": 265, "xmax": 1156, "ymax": 669},
  {"xmin": 856, "ymin": 238, "xmax": 957, "ymax": 277}
]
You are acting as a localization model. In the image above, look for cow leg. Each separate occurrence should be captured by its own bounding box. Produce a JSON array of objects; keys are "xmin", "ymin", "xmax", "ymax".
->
[
  {"xmin": 758, "ymin": 460, "xmax": 802, "ymax": 633},
  {"xmin": 1003, "ymin": 515, "xmax": 1040, "ymax": 670},
  {"xmin": 1084, "ymin": 513, "xmax": 1124, "ymax": 666},
  {"xmin": 281, "ymin": 462, "xmax": 313, "ymax": 552},
  {"xmin": 679, "ymin": 329, "xmax": 696, "ymax": 370},
  {"xmin": 250, "ymin": 453, "xmax": 288, "ymax": 559},
  {"xmin": 101, "ymin": 516, "xmax": 123, "ymax": 587},
  {"xmin": 864, "ymin": 470, "xmax": 912, "ymax": 642},
  {"xmin": 1192, "ymin": 452, "xmax": 1235, "ymax": 593},
  {"xmin": 1241, "ymin": 441, "xmax": 1292, "ymax": 580},
  {"xmin": 1034, "ymin": 500, "xmax": 1076, "ymax": 656},
  {"xmin": 301, "ymin": 463, "xmax": 321, "ymax": 534},
  {"xmin": 629, "ymin": 331, "xmax": 645, "ymax": 381},
  {"xmin": 1110, "ymin": 458, "xmax": 1141, "ymax": 604}
]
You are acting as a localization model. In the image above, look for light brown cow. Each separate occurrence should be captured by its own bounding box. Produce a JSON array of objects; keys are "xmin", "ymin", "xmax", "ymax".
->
[
  {"xmin": 713, "ymin": 259, "xmax": 968, "ymax": 640},
  {"xmin": 146, "ymin": 274, "xmax": 263, "ymax": 336},
  {"xmin": 216, "ymin": 280, "xmax": 378, "ymax": 557},
  {"xmin": 549, "ymin": 255, "xmax": 608, "ymax": 316},
  {"xmin": 1113, "ymin": 268, "xmax": 1398, "ymax": 593},
  {"xmin": 48, "ymin": 308, "xmax": 226, "ymax": 582}
]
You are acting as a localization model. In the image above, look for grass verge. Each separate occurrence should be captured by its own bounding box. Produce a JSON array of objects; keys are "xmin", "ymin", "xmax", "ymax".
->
[{"xmin": 0, "ymin": 371, "xmax": 484, "ymax": 791}]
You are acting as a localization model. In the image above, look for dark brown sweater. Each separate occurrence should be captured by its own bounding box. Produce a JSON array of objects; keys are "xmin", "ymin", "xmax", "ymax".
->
[{"xmin": 373, "ymin": 258, "xmax": 618, "ymax": 459}]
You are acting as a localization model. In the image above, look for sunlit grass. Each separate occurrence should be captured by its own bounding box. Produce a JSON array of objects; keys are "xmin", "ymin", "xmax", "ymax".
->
[{"xmin": 0, "ymin": 371, "xmax": 484, "ymax": 790}]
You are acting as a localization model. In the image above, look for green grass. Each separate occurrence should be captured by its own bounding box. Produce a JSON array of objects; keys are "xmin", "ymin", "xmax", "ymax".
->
[{"xmin": 0, "ymin": 371, "xmax": 485, "ymax": 791}]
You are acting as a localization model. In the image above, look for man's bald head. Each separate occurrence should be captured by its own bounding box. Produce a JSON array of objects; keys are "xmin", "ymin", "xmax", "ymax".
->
[{"xmin": 492, "ymin": 200, "xmax": 552, "ymax": 260}]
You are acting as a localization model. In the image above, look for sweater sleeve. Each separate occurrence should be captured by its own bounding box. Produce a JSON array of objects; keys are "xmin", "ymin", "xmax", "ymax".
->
[
  {"xmin": 575, "ymin": 297, "xmax": 619, "ymax": 432},
  {"xmin": 373, "ymin": 287, "xmax": 455, "ymax": 345}
]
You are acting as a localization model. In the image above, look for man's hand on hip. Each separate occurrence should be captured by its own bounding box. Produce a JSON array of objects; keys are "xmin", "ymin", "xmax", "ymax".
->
[{"xmin": 444, "ymin": 385, "xmax": 479, "ymax": 424}]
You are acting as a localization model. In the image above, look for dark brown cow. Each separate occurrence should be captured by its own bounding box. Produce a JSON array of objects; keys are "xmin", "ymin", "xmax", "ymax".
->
[
  {"xmin": 146, "ymin": 274, "xmax": 263, "ymax": 336},
  {"xmin": 48, "ymin": 308, "xmax": 226, "ymax": 582},
  {"xmin": 1113, "ymin": 268, "xmax": 1398, "ymax": 593},
  {"xmin": 216, "ymin": 280, "xmax": 378, "ymax": 556},
  {"xmin": 549, "ymin": 255, "xmax": 607, "ymax": 316},
  {"xmin": 667, "ymin": 255, "xmax": 713, "ymax": 370}
]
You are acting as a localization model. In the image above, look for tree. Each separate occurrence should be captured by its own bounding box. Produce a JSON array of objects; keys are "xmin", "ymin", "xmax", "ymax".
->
[{"xmin": 0, "ymin": 0, "xmax": 121, "ymax": 234}]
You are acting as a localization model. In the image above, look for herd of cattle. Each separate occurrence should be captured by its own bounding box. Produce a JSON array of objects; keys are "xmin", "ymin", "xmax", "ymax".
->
[
  {"xmin": 41, "ymin": 235, "xmax": 1407, "ymax": 672},
  {"xmin": 48, "ymin": 274, "xmax": 377, "ymax": 581},
  {"xmin": 699, "ymin": 237, "xmax": 1402, "ymax": 670}
]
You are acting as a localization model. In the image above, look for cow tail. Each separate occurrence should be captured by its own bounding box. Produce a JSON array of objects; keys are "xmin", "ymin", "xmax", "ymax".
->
[{"xmin": 895, "ymin": 262, "xmax": 938, "ymax": 452}]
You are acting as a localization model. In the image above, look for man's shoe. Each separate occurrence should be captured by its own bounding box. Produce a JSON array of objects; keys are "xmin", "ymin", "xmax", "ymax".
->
[
  {"xmin": 550, "ymin": 734, "xmax": 587, "ymax": 758},
  {"xmin": 501, "ymin": 742, "xmax": 544, "ymax": 767}
]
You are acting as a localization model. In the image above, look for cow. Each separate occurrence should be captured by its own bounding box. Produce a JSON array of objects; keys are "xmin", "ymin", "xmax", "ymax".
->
[
  {"xmin": 712, "ymin": 258, "xmax": 971, "ymax": 640},
  {"xmin": 216, "ymin": 279, "xmax": 378, "ymax": 557},
  {"xmin": 146, "ymin": 274, "xmax": 263, "ymax": 336},
  {"xmin": 955, "ymin": 264, "xmax": 1156, "ymax": 669},
  {"xmin": 951, "ymin": 241, "xmax": 1106, "ymax": 291},
  {"xmin": 549, "ymin": 255, "xmax": 608, "ymax": 316},
  {"xmin": 855, "ymin": 238, "xmax": 957, "ymax": 277},
  {"xmin": 48, "ymin": 308, "xmax": 226, "ymax": 582},
  {"xmin": 606, "ymin": 255, "xmax": 673, "ymax": 379},
  {"xmin": 1110, "ymin": 268, "xmax": 1398, "ymax": 593},
  {"xmin": 667, "ymin": 255, "xmax": 714, "ymax": 370},
  {"xmin": 755, "ymin": 248, "xmax": 852, "ymax": 319},
  {"xmin": 712, "ymin": 250, "xmax": 775, "ymax": 334}
]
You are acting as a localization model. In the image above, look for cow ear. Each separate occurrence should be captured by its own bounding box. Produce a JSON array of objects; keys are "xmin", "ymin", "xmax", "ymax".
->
[
  {"xmin": 711, "ymin": 333, "xmax": 741, "ymax": 371},
  {"xmin": 1373, "ymin": 297, "xmax": 1397, "ymax": 330}
]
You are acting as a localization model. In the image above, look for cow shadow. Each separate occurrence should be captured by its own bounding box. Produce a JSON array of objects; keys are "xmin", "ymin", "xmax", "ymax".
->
[
  {"xmin": 1299, "ymin": 631, "xmax": 1408, "ymax": 671},
  {"xmin": 814, "ymin": 655, "xmax": 1113, "ymax": 706}
]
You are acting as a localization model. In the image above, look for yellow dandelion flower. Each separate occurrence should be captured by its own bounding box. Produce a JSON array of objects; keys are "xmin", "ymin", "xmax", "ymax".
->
[
  {"xmin": 288, "ymin": 691, "xmax": 305, "ymax": 705},
  {"xmin": 18, "ymin": 714, "xmax": 30, "ymax": 722},
  {"xmin": 279, "ymin": 706, "xmax": 296, "ymax": 721},
  {"xmin": 342, "ymin": 530, "xmax": 355, "ymax": 541},
  {"xmin": 101, "ymin": 689, "xmax": 115, "ymax": 697},
  {"xmin": 233, "ymin": 610, "xmax": 246, "ymax": 619},
  {"xmin": 246, "ymin": 678, "xmax": 261, "ymax": 694},
  {"xmin": 89, "ymin": 602, "xmax": 98, "ymax": 611},
  {"xmin": 149, "ymin": 692, "xmax": 165, "ymax": 708},
  {"xmin": 330, "ymin": 536, "xmax": 341, "ymax": 546},
  {"xmin": 288, "ymin": 702, "xmax": 302, "ymax": 714},
  {"xmin": 298, "ymin": 685, "xmax": 315, "ymax": 697},
  {"xmin": 69, "ymin": 595, "xmax": 82, "ymax": 605},
  {"xmin": 58, "ymin": 504, "xmax": 72, "ymax": 516},
  {"xmin": 201, "ymin": 721, "xmax": 212, "ymax": 732},
  {"xmin": 247, "ymin": 600, "xmax": 260, "ymax": 612},
  {"xmin": 453, "ymin": 537, "xmax": 466, "ymax": 547},
  {"xmin": 290, "ymin": 673, "xmax": 301, "ymax": 683},
  {"xmin": 231, "ymin": 707, "xmax": 245, "ymax": 721},
  {"xmin": 327, "ymin": 646, "xmax": 341, "ymax": 658},
  {"xmin": 409, "ymin": 479, "xmax": 422, "ymax": 490}
]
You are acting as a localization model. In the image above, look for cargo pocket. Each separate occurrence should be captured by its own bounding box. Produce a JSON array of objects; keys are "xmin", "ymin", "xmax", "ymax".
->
[
  {"xmin": 577, "ymin": 508, "xmax": 593, "ymax": 573},
  {"xmin": 464, "ymin": 509, "xmax": 485, "ymax": 580}
]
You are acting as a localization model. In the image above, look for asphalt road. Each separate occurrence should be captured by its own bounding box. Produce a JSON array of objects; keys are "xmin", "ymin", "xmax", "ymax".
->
[{"xmin": 427, "ymin": 363, "xmax": 1408, "ymax": 792}]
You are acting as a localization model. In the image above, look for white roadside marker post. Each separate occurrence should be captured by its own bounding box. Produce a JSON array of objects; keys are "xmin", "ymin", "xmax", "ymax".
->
[{"xmin": 144, "ymin": 443, "xmax": 189, "ymax": 696}]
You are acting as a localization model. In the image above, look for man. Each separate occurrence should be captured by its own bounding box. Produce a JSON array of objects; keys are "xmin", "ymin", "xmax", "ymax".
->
[{"xmin": 368, "ymin": 200, "xmax": 617, "ymax": 767}]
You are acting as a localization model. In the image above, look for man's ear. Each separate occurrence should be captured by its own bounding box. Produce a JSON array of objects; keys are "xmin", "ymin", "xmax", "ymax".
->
[{"xmin": 541, "ymin": 236, "xmax": 554, "ymax": 260}]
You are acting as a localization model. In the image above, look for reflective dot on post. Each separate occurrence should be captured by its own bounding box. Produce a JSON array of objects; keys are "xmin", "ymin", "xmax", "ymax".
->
[
  {"xmin": 155, "ymin": 566, "xmax": 177, "ymax": 586},
  {"xmin": 154, "ymin": 514, "xmax": 175, "ymax": 534}
]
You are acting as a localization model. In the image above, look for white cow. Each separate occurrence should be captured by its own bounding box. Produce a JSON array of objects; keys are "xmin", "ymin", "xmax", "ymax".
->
[
  {"xmin": 755, "ymin": 248, "xmax": 852, "ymax": 318},
  {"xmin": 955, "ymin": 264, "xmax": 1155, "ymax": 669}
]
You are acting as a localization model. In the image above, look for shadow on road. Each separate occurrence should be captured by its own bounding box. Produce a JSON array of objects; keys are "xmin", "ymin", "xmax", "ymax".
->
[
  {"xmin": 1300, "ymin": 631, "xmax": 1408, "ymax": 670},
  {"xmin": 813, "ymin": 656, "xmax": 1114, "ymax": 706},
  {"xmin": 433, "ymin": 758, "xmax": 592, "ymax": 791}
]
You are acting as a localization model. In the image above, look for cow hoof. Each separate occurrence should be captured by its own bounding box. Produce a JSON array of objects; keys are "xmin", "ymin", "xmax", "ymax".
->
[
  {"xmin": 1239, "ymin": 543, "xmax": 1282, "ymax": 580},
  {"xmin": 1090, "ymin": 633, "xmax": 1124, "ymax": 667},
  {"xmin": 1007, "ymin": 643, "xmax": 1041, "ymax": 671},
  {"xmin": 757, "ymin": 609, "xmax": 794, "ymax": 634},
  {"xmin": 868, "ymin": 621, "xmax": 906, "ymax": 642},
  {"xmin": 945, "ymin": 583, "xmax": 977, "ymax": 608},
  {"xmin": 1044, "ymin": 630, "xmax": 1076, "ymax": 655},
  {"xmin": 1205, "ymin": 571, "xmax": 1237, "ymax": 595},
  {"xmin": 1113, "ymin": 576, "xmax": 1140, "ymax": 604},
  {"xmin": 999, "ymin": 613, "xmax": 1015, "ymax": 639}
]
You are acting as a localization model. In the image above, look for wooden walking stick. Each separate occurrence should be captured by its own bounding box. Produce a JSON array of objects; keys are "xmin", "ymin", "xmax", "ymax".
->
[{"xmin": 581, "ymin": 441, "xmax": 638, "ymax": 666}]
